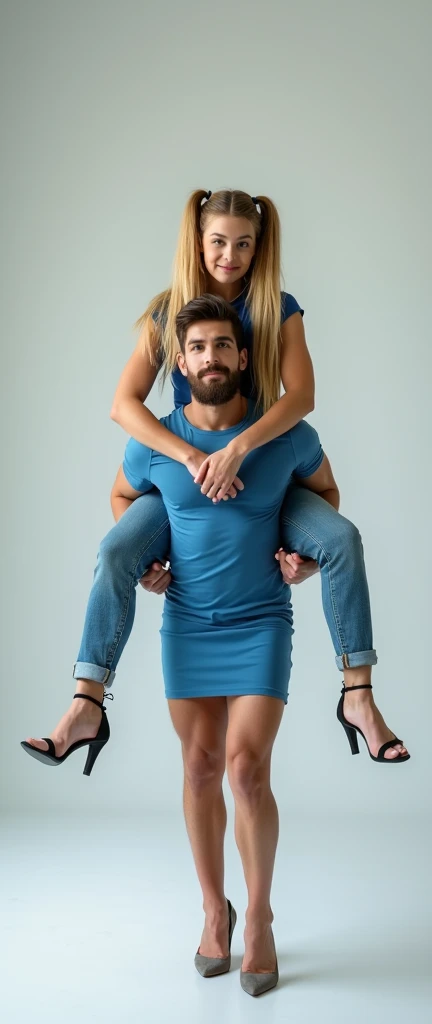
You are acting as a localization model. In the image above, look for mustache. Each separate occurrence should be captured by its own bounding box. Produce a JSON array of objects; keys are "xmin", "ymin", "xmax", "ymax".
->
[{"xmin": 197, "ymin": 365, "xmax": 230, "ymax": 379}]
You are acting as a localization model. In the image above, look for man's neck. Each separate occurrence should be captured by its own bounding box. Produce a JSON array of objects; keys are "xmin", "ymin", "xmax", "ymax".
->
[{"xmin": 183, "ymin": 392, "xmax": 248, "ymax": 431}]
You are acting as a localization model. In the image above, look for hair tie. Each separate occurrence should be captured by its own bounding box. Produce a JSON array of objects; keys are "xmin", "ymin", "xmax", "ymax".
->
[
  {"xmin": 251, "ymin": 196, "xmax": 258, "ymax": 205},
  {"xmin": 205, "ymin": 190, "xmax": 212, "ymax": 200}
]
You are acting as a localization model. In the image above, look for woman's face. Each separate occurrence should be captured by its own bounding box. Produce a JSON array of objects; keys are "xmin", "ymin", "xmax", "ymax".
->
[{"xmin": 201, "ymin": 215, "xmax": 257, "ymax": 289}]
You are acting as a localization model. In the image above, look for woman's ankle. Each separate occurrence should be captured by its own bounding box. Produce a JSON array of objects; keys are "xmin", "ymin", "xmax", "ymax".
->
[
  {"xmin": 343, "ymin": 666, "xmax": 372, "ymax": 690},
  {"xmin": 74, "ymin": 679, "xmax": 105, "ymax": 702}
]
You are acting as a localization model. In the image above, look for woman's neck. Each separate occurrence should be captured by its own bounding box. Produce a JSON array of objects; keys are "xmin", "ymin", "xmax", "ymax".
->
[{"xmin": 205, "ymin": 276, "xmax": 247, "ymax": 303}]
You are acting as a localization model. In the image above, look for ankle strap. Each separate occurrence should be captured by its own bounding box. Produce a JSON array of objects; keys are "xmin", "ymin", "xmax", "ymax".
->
[
  {"xmin": 73, "ymin": 692, "xmax": 105, "ymax": 710},
  {"xmin": 341, "ymin": 683, "xmax": 372, "ymax": 694}
]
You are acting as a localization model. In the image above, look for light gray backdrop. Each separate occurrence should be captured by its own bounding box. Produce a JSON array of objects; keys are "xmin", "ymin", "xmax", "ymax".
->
[{"xmin": 1, "ymin": 0, "xmax": 430, "ymax": 816}]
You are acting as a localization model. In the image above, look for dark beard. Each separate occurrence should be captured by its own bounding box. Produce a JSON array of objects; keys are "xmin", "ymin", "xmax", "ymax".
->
[{"xmin": 187, "ymin": 368, "xmax": 243, "ymax": 406}]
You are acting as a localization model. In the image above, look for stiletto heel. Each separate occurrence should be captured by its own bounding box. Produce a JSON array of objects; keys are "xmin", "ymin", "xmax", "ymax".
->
[
  {"xmin": 21, "ymin": 692, "xmax": 113, "ymax": 776},
  {"xmin": 341, "ymin": 721, "xmax": 360, "ymax": 755},
  {"xmin": 194, "ymin": 898, "xmax": 237, "ymax": 978},
  {"xmin": 337, "ymin": 683, "xmax": 410, "ymax": 763},
  {"xmin": 83, "ymin": 740, "xmax": 106, "ymax": 776}
]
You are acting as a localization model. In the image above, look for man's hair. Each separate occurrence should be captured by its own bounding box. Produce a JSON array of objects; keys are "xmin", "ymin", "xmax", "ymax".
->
[{"xmin": 175, "ymin": 293, "xmax": 245, "ymax": 353}]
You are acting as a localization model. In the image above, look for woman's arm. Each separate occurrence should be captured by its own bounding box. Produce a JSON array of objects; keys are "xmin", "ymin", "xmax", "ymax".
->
[
  {"xmin": 110, "ymin": 340, "xmax": 197, "ymax": 467},
  {"xmin": 110, "ymin": 336, "xmax": 242, "ymax": 495},
  {"xmin": 234, "ymin": 313, "xmax": 315, "ymax": 455},
  {"xmin": 196, "ymin": 312, "xmax": 315, "ymax": 500}
]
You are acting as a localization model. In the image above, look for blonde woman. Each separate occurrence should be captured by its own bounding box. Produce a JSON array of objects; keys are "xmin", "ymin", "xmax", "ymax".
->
[{"xmin": 23, "ymin": 189, "xmax": 408, "ymax": 769}]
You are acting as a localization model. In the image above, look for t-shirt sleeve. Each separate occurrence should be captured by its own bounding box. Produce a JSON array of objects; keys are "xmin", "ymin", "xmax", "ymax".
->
[
  {"xmin": 289, "ymin": 421, "xmax": 324, "ymax": 478},
  {"xmin": 123, "ymin": 438, "xmax": 154, "ymax": 493},
  {"xmin": 281, "ymin": 291, "xmax": 304, "ymax": 323}
]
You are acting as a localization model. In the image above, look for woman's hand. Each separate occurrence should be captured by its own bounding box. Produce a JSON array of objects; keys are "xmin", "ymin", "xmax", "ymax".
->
[
  {"xmin": 185, "ymin": 446, "xmax": 243, "ymax": 501},
  {"xmin": 193, "ymin": 442, "xmax": 245, "ymax": 502}
]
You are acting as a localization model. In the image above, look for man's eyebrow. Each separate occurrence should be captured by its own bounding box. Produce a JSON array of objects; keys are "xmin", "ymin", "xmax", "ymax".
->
[
  {"xmin": 187, "ymin": 334, "xmax": 235, "ymax": 346},
  {"xmin": 210, "ymin": 232, "xmax": 253, "ymax": 240}
]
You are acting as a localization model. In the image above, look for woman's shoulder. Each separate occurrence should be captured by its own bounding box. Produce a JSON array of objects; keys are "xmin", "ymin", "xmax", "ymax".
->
[{"xmin": 280, "ymin": 291, "xmax": 304, "ymax": 322}]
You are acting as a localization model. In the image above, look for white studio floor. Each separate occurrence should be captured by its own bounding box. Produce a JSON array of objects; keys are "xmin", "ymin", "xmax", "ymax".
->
[{"xmin": 1, "ymin": 809, "xmax": 431, "ymax": 1024}]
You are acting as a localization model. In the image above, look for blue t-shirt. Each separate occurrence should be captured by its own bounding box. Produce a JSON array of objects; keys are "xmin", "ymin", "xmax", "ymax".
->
[
  {"xmin": 170, "ymin": 290, "xmax": 303, "ymax": 407},
  {"xmin": 123, "ymin": 401, "xmax": 322, "ymax": 628}
]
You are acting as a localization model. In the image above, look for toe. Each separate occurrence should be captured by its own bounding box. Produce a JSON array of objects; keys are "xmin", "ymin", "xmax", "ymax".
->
[
  {"xmin": 26, "ymin": 738, "xmax": 49, "ymax": 752},
  {"xmin": 385, "ymin": 747, "xmax": 399, "ymax": 759}
]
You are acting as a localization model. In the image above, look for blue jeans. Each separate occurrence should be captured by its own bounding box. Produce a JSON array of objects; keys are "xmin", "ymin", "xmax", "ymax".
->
[{"xmin": 74, "ymin": 484, "xmax": 377, "ymax": 687}]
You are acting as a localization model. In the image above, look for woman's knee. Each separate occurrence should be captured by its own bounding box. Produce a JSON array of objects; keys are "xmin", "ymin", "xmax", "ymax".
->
[
  {"xmin": 98, "ymin": 527, "xmax": 132, "ymax": 576},
  {"xmin": 183, "ymin": 746, "xmax": 225, "ymax": 796},
  {"xmin": 329, "ymin": 516, "xmax": 364, "ymax": 565},
  {"xmin": 227, "ymin": 748, "xmax": 269, "ymax": 805}
]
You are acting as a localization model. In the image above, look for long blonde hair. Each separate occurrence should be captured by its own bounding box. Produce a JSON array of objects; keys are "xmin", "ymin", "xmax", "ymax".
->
[{"xmin": 135, "ymin": 189, "xmax": 282, "ymax": 412}]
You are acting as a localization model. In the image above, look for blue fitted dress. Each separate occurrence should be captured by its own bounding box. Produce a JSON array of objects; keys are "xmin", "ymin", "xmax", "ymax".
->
[
  {"xmin": 123, "ymin": 403, "xmax": 323, "ymax": 704},
  {"xmin": 123, "ymin": 399, "xmax": 321, "ymax": 704}
]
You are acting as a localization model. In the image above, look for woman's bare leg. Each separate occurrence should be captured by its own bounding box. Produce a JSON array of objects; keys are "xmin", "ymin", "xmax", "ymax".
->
[
  {"xmin": 167, "ymin": 696, "xmax": 229, "ymax": 958},
  {"xmin": 225, "ymin": 694, "xmax": 285, "ymax": 973}
]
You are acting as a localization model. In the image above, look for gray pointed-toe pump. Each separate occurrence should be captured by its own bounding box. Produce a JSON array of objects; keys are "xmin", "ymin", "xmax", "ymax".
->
[
  {"xmin": 240, "ymin": 929, "xmax": 279, "ymax": 997},
  {"xmin": 194, "ymin": 898, "xmax": 237, "ymax": 978}
]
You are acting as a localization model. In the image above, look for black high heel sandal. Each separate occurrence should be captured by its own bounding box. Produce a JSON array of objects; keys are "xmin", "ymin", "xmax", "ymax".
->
[
  {"xmin": 337, "ymin": 683, "xmax": 410, "ymax": 763},
  {"xmin": 20, "ymin": 692, "xmax": 113, "ymax": 776}
]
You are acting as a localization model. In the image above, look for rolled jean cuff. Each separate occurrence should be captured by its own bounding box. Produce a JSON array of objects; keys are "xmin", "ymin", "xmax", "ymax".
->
[
  {"xmin": 335, "ymin": 650, "xmax": 378, "ymax": 671},
  {"xmin": 73, "ymin": 662, "xmax": 116, "ymax": 687}
]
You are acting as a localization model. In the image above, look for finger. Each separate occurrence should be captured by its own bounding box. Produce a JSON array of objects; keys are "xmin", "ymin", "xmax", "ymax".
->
[
  {"xmin": 151, "ymin": 562, "xmax": 162, "ymax": 570},
  {"xmin": 203, "ymin": 481, "xmax": 220, "ymax": 500},
  {"xmin": 152, "ymin": 574, "xmax": 172, "ymax": 594},
  {"xmin": 283, "ymin": 554, "xmax": 297, "ymax": 570},
  {"xmin": 194, "ymin": 458, "xmax": 210, "ymax": 484},
  {"xmin": 233, "ymin": 476, "xmax": 244, "ymax": 491},
  {"xmin": 216, "ymin": 487, "xmax": 234, "ymax": 502}
]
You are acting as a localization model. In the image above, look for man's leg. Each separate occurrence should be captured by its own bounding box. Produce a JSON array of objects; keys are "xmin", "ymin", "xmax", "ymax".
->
[
  {"xmin": 225, "ymin": 694, "xmax": 285, "ymax": 973},
  {"xmin": 167, "ymin": 696, "xmax": 230, "ymax": 958},
  {"xmin": 281, "ymin": 483, "xmax": 409, "ymax": 759}
]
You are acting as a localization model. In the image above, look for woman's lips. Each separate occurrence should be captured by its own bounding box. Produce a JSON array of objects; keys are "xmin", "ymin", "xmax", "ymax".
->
[{"xmin": 217, "ymin": 266, "xmax": 239, "ymax": 273}]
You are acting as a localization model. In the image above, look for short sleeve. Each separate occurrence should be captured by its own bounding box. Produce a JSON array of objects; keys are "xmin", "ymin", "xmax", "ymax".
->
[
  {"xmin": 290, "ymin": 421, "xmax": 324, "ymax": 478},
  {"xmin": 281, "ymin": 292, "xmax": 304, "ymax": 323},
  {"xmin": 123, "ymin": 438, "xmax": 154, "ymax": 493}
]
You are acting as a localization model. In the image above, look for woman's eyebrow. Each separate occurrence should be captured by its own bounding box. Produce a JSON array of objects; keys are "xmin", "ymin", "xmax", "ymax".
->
[{"xmin": 210, "ymin": 232, "xmax": 253, "ymax": 240}]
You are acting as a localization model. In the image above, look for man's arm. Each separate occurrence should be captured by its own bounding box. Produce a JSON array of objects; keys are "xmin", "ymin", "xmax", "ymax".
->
[
  {"xmin": 110, "ymin": 465, "xmax": 143, "ymax": 522},
  {"xmin": 297, "ymin": 453, "xmax": 340, "ymax": 510}
]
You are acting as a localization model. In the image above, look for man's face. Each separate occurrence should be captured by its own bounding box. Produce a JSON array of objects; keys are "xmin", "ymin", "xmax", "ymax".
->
[{"xmin": 177, "ymin": 320, "xmax": 248, "ymax": 405}]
